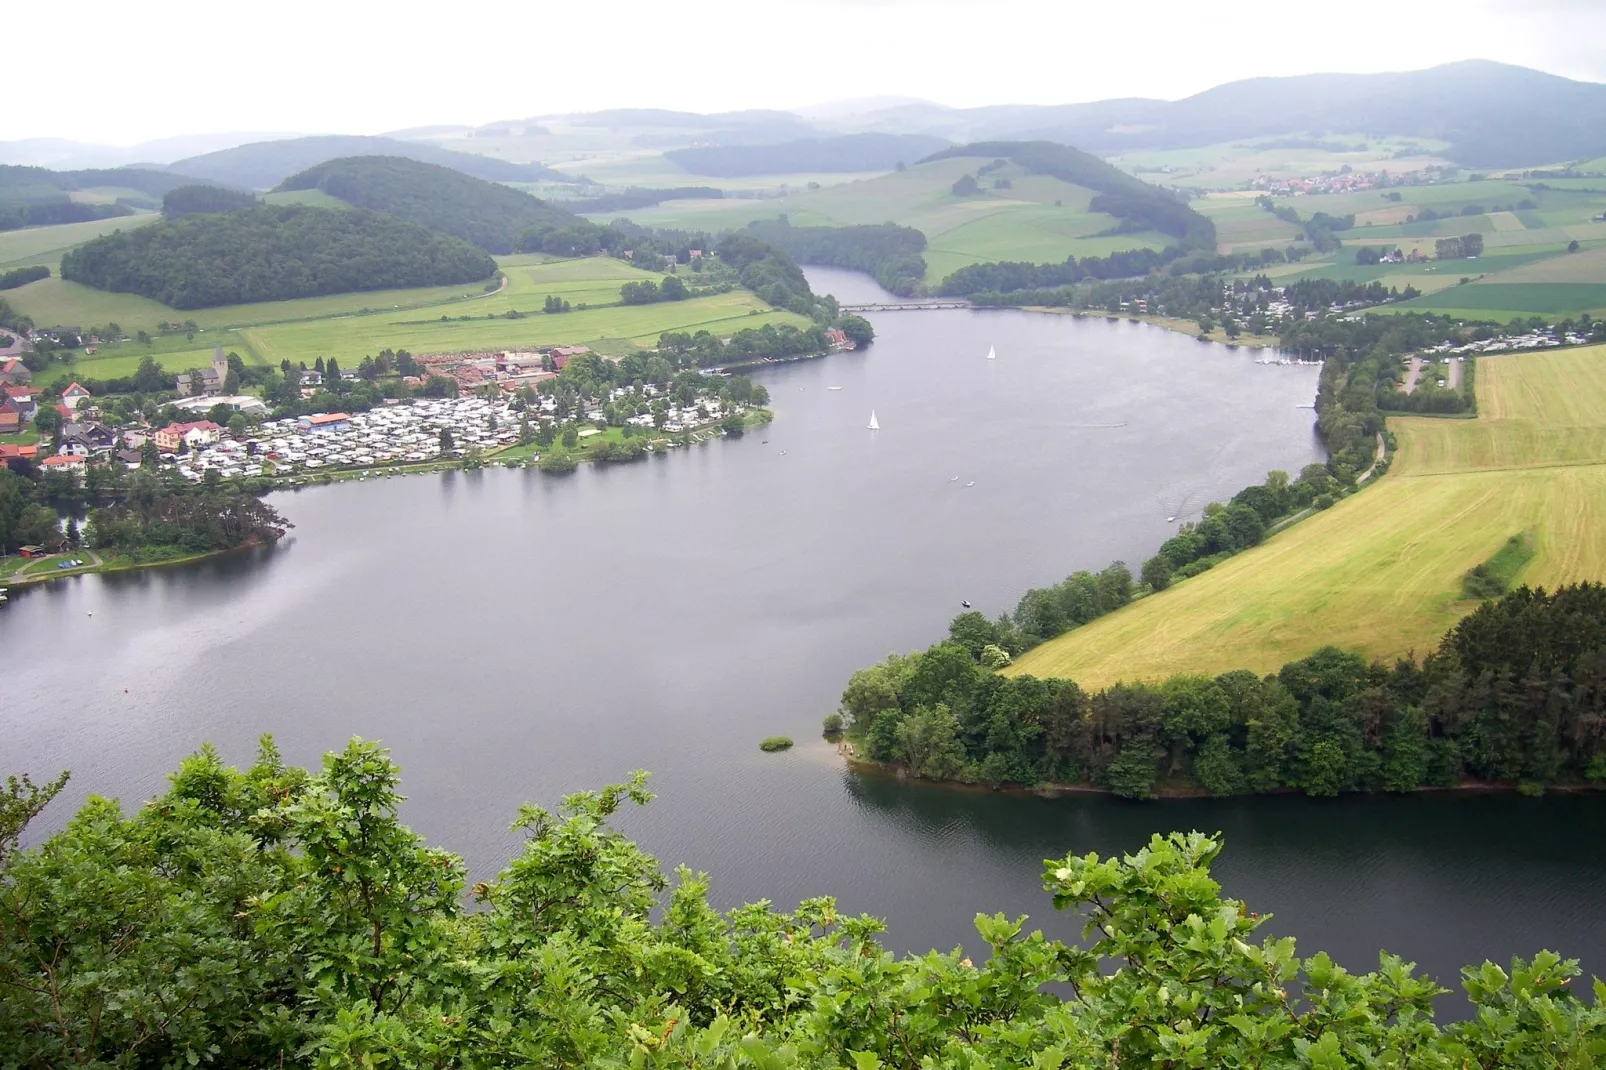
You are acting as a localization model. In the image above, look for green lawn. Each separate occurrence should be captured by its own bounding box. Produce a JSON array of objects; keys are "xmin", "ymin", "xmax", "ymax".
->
[
  {"xmin": 1007, "ymin": 346, "xmax": 1606, "ymax": 686},
  {"xmin": 1383, "ymin": 283, "xmax": 1606, "ymax": 318}
]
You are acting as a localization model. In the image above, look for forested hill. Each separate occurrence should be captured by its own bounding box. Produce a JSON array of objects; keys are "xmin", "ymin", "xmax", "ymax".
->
[
  {"xmin": 166, "ymin": 135, "xmax": 568, "ymax": 190},
  {"xmin": 1005, "ymin": 60, "xmax": 1606, "ymax": 168},
  {"xmin": 275, "ymin": 156, "xmax": 576, "ymax": 254},
  {"xmin": 0, "ymin": 164, "xmax": 216, "ymax": 230},
  {"xmin": 665, "ymin": 133, "xmax": 951, "ymax": 176},
  {"xmin": 60, "ymin": 204, "xmax": 496, "ymax": 309},
  {"xmin": 923, "ymin": 141, "xmax": 1216, "ymax": 249}
]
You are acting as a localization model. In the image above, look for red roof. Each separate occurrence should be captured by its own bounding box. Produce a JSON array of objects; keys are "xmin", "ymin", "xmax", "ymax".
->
[
  {"xmin": 0, "ymin": 444, "xmax": 38, "ymax": 460},
  {"xmin": 303, "ymin": 411, "xmax": 350, "ymax": 425},
  {"xmin": 160, "ymin": 420, "xmax": 222, "ymax": 435},
  {"xmin": 62, "ymin": 382, "xmax": 90, "ymax": 396},
  {"xmin": 41, "ymin": 454, "xmax": 83, "ymax": 466}
]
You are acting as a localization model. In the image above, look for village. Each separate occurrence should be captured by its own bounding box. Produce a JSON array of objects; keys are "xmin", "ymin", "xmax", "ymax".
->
[{"xmin": 0, "ymin": 343, "xmax": 757, "ymax": 484}]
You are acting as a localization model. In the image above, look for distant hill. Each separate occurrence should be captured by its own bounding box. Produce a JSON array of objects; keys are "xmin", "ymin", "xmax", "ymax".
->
[
  {"xmin": 665, "ymin": 134, "xmax": 952, "ymax": 177},
  {"xmin": 60, "ymin": 204, "xmax": 496, "ymax": 309},
  {"xmin": 0, "ymin": 164, "xmax": 218, "ymax": 230},
  {"xmin": 274, "ymin": 156, "xmax": 577, "ymax": 254},
  {"xmin": 166, "ymin": 136, "xmax": 569, "ymax": 190},
  {"xmin": 831, "ymin": 62, "xmax": 1606, "ymax": 169},
  {"xmin": 565, "ymin": 108, "xmax": 817, "ymax": 145},
  {"xmin": 923, "ymin": 141, "xmax": 1215, "ymax": 248}
]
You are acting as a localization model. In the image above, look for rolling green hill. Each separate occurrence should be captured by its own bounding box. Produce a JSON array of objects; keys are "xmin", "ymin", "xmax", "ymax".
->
[
  {"xmin": 0, "ymin": 164, "xmax": 214, "ymax": 230},
  {"xmin": 665, "ymin": 134, "xmax": 950, "ymax": 176},
  {"xmin": 60, "ymin": 204, "xmax": 496, "ymax": 309},
  {"xmin": 166, "ymin": 135, "xmax": 568, "ymax": 190},
  {"xmin": 923, "ymin": 141, "xmax": 1215, "ymax": 249},
  {"xmin": 274, "ymin": 156, "xmax": 576, "ymax": 254}
]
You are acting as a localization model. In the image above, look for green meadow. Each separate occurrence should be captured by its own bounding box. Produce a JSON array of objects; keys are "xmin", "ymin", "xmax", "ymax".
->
[
  {"xmin": 12, "ymin": 255, "xmax": 806, "ymax": 385},
  {"xmin": 0, "ymin": 213, "xmax": 159, "ymax": 268},
  {"xmin": 1008, "ymin": 346, "xmax": 1606, "ymax": 686},
  {"xmin": 583, "ymin": 157, "xmax": 1149, "ymax": 285}
]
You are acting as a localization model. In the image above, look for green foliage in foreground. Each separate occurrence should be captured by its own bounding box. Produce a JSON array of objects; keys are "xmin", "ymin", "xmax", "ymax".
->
[
  {"xmin": 760, "ymin": 736, "xmax": 795, "ymax": 752},
  {"xmin": 2, "ymin": 744, "xmax": 1603, "ymax": 1068}
]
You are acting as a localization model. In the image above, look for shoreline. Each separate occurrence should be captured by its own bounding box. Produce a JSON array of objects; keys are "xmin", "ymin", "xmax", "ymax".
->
[
  {"xmin": 838, "ymin": 740, "xmax": 1606, "ymax": 800},
  {"xmin": 2, "ymin": 541, "xmax": 263, "ymax": 588}
]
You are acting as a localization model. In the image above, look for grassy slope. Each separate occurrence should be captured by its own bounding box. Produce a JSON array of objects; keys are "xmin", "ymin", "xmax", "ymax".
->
[
  {"xmin": 15, "ymin": 255, "xmax": 805, "ymax": 384},
  {"xmin": 1006, "ymin": 346, "xmax": 1606, "ymax": 686},
  {"xmin": 583, "ymin": 158, "xmax": 1154, "ymax": 284},
  {"xmin": 0, "ymin": 214, "xmax": 160, "ymax": 268}
]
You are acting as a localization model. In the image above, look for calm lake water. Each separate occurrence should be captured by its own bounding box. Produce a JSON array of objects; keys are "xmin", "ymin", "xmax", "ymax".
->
[{"xmin": 4, "ymin": 267, "xmax": 1603, "ymax": 1004}]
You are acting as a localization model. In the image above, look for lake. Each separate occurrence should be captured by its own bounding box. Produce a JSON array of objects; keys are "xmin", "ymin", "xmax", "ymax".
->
[{"xmin": 4, "ymin": 266, "xmax": 1602, "ymax": 1003}]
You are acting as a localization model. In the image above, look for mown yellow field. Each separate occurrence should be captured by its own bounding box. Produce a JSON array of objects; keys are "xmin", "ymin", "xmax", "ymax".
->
[{"xmin": 1007, "ymin": 346, "xmax": 1606, "ymax": 686}]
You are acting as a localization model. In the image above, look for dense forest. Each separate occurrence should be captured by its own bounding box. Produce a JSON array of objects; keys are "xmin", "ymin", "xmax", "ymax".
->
[
  {"xmin": 2, "ymin": 737, "xmax": 1600, "ymax": 1067},
  {"xmin": 922, "ymin": 141, "xmax": 1217, "ymax": 249},
  {"xmin": 60, "ymin": 204, "xmax": 496, "ymax": 309},
  {"xmin": 275, "ymin": 156, "xmax": 576, "ymax": 254},
  {"xmin": 843, "ymin": 584, "xmax": 1606, "ymax": 798},
  {"xmin": 665, "ymin": 133, "xmax": 951, "ymax": 176},
  {"xmin": 162, "ymin": 184, "xmax": 257, "ymax": 216},
  {"xmin": 743, "ymin": 219, "xmax": 928, "ymax": 296}
]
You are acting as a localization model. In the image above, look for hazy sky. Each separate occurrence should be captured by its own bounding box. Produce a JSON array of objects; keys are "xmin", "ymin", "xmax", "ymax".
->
[{"xmin": 7, "ymin": 0, "xmax": 1605, "ymax": 144}]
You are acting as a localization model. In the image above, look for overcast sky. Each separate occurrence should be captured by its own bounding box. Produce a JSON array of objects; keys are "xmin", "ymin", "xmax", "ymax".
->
[{"xmin": 7, "ymin": 0, "xmax": 1605, "ymax": 145}]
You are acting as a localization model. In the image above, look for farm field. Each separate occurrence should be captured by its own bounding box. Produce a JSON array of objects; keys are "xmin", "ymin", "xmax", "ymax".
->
[
  {"xmin": 17, "ymin": 256, "xmax": 804, "ymax": 384},
  {"xmin": 1107, "ymin": 137, "xmax": 1452, "ymax": 190},
  {"xmin": 1006, "ymin": 345, "xmax": 1606, "ymax": 687},
  {"xmin": 238, "ymin": 288, "xmax": 801, "ymax": 365},
  {"xmin": 0, "ymin": 214, "xmax": 159, "ymax": 268},
  {"xmin": 585, "ymin": 157, "xmax": 1144, "ymax": 285}
]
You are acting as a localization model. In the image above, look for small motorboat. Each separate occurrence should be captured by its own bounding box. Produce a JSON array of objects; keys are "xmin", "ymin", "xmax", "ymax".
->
[
  {"xmin": 965, "ymin": 481, "xmax": 975, "ymax": 487},
  {"xmin": 1167, "ymin": 516, "xmax": 1178, "ymax": 522},
  {"xmin": 827, "ymin": 386, "xmax": 843, "ymax": 391},
  {"xmin": 949, "ymin": 475, "xmax": 959, "ymax": 481},
  {"xmin": 961, "ymin": 600, "xmax": 972, "ymax": 609}
]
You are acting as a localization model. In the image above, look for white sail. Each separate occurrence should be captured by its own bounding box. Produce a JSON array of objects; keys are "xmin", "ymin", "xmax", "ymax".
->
[
  {"xmin": 986, "ymin": 345, "xmax": 996, "ymax": 360},
  {"xmin": 867, "ymin": 409, "xmax": 880, "ymax": 430}
]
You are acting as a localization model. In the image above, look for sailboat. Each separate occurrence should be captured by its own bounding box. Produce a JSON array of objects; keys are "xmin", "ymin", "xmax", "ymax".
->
[
  {"xmin": 986, "ymin": 345, "xmax": 996, "ymax": 360},
  {"xmin": 867, "ymin": 410, "xmax": 880, "ymax": 431}
]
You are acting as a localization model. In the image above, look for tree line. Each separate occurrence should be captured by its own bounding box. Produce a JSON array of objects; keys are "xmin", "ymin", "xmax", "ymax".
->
[
  {"xmin": 0, "ymin": 265, "xmax": 48, "ymax": 291},
  {"xmin": 742, "ymin": 219, "xmax": 928, "ymax": 297},
  {"xmin": 843, "ymin": 583, "xmax": 1606, "ymax": 798},
  {"xmin": 60, "ymin": 204, "xmax": 497, "ymax": 309},
  {"xmin": 2, "ymin": 737, "xmax": 1599, "ymax": 1067},
  {"xmin": 161, "ymin": 184, "xmax": 258, "ymax": 216},
  {"xmin": 0, "ymin": 461, "xmax": 289, "ymax": 558}
]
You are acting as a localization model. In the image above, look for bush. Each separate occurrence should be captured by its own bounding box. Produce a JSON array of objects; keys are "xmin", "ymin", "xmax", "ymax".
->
[
  {"xmin": 759, "ymin": 736, "xmax": 794, "ymax": 752},
  {"xmin": 821, "ymin": 713, "xmax": 844, "ymax": 735},
  {"xmin": 538, "ymin": 451, "xmax": 577, "ymax": 474}
]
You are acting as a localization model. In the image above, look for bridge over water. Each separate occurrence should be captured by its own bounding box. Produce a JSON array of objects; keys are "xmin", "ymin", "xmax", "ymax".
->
[{"xmin": 837, "ymin": 300, "xmax": 971, "ymax": 312}]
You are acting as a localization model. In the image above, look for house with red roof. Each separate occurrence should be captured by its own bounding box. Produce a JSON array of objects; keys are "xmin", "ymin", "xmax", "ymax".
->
[
  {"xmin": 0, "ymin": 359, "xmax": 30, "ymax": 385},
  {"xmin": 61, "ymin": 382, "xmax": 92, "ymax": 411},
  {"xmin": 40, "ymin": 454, "xmax": 85, "ymax": 477},
  {"xmin": 154, "ymin": 420, "xmax": 222, "ymax": 452}
]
